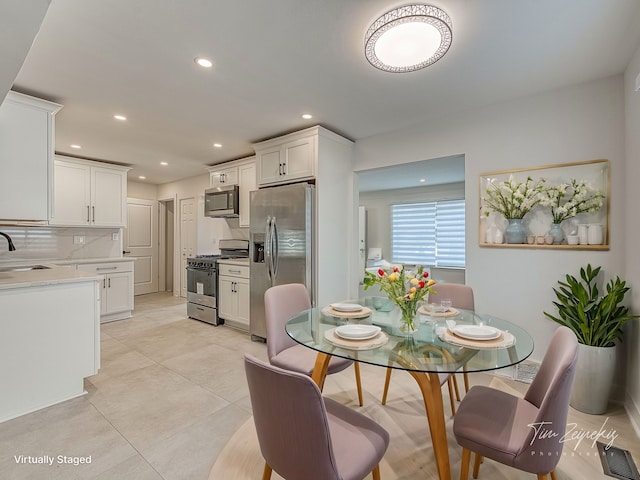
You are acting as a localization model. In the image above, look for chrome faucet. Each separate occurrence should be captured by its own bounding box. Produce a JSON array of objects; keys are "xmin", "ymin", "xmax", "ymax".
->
[{"xmin": 0, "ymin": 231, "xmax": 16, "ymax": 251}]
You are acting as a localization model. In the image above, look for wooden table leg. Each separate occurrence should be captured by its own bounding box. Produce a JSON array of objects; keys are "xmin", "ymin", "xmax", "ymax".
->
[
  {"xmin": 310, "ymin": 352, "xmax": 332, "ymax": 390},
  {"xmin": 408, "ymin": 370, "xmax": 451, "ymax": 480}
]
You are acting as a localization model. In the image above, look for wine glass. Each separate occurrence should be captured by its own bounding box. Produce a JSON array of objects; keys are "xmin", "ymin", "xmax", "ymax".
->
[{"xmin": 440, "ymin": 298, "xmax": 452, "ymax": 311}]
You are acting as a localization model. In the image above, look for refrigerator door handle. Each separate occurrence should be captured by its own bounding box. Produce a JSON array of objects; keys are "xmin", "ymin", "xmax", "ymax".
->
[
  {"xmin": 271, "ymin": 217, "xmax": 279, "ymax": 278},
  {"xmin": 265, "ymin": 216, "xmax": 272, "ymax": 282}
]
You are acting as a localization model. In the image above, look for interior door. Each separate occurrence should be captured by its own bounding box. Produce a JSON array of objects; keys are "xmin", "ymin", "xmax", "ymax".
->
[
  {"xmin": 180, "ymin": 197, "xmax": 196, "ymax": 298},
  {"xmin": 125, "ymin": 198, "xmax": 158, "ymax": 296}
]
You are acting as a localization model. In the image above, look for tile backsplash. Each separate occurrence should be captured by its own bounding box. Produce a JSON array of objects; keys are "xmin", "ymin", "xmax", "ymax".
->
[{"xmin": 0, "ymin": 226, "xmax": 122, "ymax": 264}]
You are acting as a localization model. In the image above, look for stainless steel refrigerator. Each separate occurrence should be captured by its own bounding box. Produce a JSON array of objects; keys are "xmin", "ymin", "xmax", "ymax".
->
[{"xmin": 249, "ymin": 183, "xmax": 315, "ymax": 340}]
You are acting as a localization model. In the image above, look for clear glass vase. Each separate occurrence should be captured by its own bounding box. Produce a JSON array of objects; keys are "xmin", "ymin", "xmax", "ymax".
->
[{"xmin": 394, "ymin": 305, "xmax": 418, "ymax": 336}]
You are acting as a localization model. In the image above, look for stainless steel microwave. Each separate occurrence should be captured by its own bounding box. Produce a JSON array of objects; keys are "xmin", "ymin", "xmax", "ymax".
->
[{"xmin": 204, "ymin": 185, "xmax": 239, "ymax": 217}]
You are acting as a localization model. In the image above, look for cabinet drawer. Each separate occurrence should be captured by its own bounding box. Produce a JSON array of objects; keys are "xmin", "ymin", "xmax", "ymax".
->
[
  {"xmin": 77, "ymin": 261, "xmax": 133, "ymax": 274},
  {"xmin": 218, "ymin": 264, "xmax": 249, "ymax": 278}
]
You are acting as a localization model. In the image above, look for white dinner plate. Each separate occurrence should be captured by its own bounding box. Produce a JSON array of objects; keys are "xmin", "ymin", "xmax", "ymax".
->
[
  {"xmin": 330, "ymin": 303, "xmax": 363, "ymax": 312},
  {"xmin": 335, "ymin": 324, "xmax": 381, "ymax": 340},
  {"xmin": 451, "ymin": 325, "xmax": 501, "ymax": 341}
]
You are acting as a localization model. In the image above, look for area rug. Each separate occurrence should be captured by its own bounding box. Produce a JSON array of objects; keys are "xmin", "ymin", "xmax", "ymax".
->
[{"xmin": 208, "ymin": 377, "xmax": 522, "ymax": 480}]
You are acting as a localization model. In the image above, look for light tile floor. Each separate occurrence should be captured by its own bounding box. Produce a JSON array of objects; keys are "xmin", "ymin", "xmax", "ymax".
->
[{"xmin": 0, "ymin": 292, "xmax": 638, "ymax": 479}]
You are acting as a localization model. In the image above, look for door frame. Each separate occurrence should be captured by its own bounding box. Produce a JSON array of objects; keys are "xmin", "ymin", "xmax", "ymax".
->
[{"xmin": 158, "ymin": 194, "xmax": 179, "ymax": 296}]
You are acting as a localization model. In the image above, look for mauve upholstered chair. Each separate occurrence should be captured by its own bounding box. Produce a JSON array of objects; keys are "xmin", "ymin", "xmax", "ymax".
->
[
  {"xmin": 381, "ymin": 283, "xmax": 476, "ymax": 412},
  {"xmin": 244, "ymin": 354, "xmax": 389, "ymax": 480},
  {"xmin": 264, "ymin": 283, "xmax": 364, "ymax": 405},
  {"xmin": 453, "ymin": 326, "xmax": 578, "ymax": 480}
]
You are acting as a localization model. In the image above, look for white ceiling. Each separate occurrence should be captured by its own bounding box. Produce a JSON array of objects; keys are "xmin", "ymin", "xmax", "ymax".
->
[{"xmin": 6, "ymin": 0, "xmax": 640, "ymax": 185}]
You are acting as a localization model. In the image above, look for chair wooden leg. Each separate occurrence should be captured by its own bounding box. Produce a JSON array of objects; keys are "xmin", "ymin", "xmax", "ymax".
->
[
  {"xmin": 536, "ymin": 474, "xmax": 550, "ymax": 480},
  {"xmin": 550, "ymin": 470, "xmax": 557, "ymax": 480},
  {"xmin": 452, "ymin": 374, "xmax": 461, "ymax": 401},
  {"xmin": 472, "ymin": 454, "xmax": 482, "ymax": 478},
  {"xmin": 463, "ymin": 371, "xmax": 470, "ymax": 393},
  {"xmin": 460, "ymin": 448, "xmax": 471, "ymax": 480},
  {"xmin": 447, "ymin": 377, "xmax": 456, "ymax": 416},
  {"xmin": 262, "ymin": 462, "xmax": 272, "ymax": 480},
  {"xmin": 354, "ymin": 362, "xmax": 363, "ymax": 406},
  {"xmin": 371, "ymin": 464, "xmax": 381, "ymax": 480},
  {"xmin": 381, "ymin": 367, "xmax": 392, "ymax": 405}
]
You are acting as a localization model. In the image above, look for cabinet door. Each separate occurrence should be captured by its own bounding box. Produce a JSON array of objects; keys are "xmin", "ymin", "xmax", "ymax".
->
[
  {"xmin": 52, "ymin": 159, "xmax": 91, "ymax": 225},
  {"xmin": 99, "ymin": 275, "xmax": 108, "ymax": 316},
  {"xmin": 210, "ymin": 166, "xmax": 239, "ymax": 187},
  {"xmin": 235, "ymin": 278, "xmax": 250, "ymax": 326},
  {"xmin": 92, "ymin": 166, "xmax": 126, "ymax": 226},
  {"xmin": 283, "ymin": 136, "xmax": 315, "ymax": 181},
  {"xmin": 238, "ymin": 162, "xmax": 256, "ymax": 227},
  {"xmin": 257, "ymin": 146, "xmax": 283, "ymax": 185},
  {"xmin": 218, "ymin": 276, "xmax": 235, "ymax": 320},
  {"xmin": 104, "ymin": 272, "xmax": 133, "ymax": 314},
  {"xmin": 0, "ymin": 93, "xmax": 59, "ymax": 221}
]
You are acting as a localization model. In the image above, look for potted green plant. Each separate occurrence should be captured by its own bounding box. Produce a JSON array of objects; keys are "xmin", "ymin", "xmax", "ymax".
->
[{"xmin": 544, "ymin": 264, "xmax": 638, "ymax": 414}]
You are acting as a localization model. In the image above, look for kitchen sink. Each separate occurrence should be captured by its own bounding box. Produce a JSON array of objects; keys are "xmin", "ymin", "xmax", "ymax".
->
[{"xmin": 0, "ymin": 265, "xmax": 51, "ymax": 273}]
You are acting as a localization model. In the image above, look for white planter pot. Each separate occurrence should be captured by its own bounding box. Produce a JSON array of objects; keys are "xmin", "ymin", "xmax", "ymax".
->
[{"xmin": 569, "ymin": 343, "xmax": 616, "ymax": 414}]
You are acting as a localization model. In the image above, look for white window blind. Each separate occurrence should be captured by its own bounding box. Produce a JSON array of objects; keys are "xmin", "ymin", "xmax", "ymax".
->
[{"xmin": 391, "ymin": 199, "xmax": 465, "ymax": 268}]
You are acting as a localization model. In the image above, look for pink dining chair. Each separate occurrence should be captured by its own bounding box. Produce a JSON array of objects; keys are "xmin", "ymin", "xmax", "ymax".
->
[
  {"xmin": 264, "ymin": 283, "xmax": 364, "ymax": 405},
  {"xmin": 453, "ymin": 326, "xmax": 578, "ymax": 480},
  {"xmin": 381, "ymin": 283, "xmax": 475, "ymax": 412},
  {"xmin": 244, "ymin": 354, "xmax": 389, "ymax": 480}
]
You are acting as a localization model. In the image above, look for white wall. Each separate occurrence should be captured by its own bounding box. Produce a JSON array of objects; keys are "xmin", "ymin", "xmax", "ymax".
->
[
  {"xmin": 353, "ymin": 76, "xmax": 626, "ymax": 374},
  {"xmin": 624, "ymin": 44, "xmax": 640, "ymax": 433},
  {"xmin": 128, "ymin": 180, "xmax": 157, "ymax": 201}
]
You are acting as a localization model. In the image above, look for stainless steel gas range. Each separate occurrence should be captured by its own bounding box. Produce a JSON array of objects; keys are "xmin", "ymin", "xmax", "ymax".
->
[{"xmin": 186, "ymin": 239, "xmax": 248, "ymax": 325}]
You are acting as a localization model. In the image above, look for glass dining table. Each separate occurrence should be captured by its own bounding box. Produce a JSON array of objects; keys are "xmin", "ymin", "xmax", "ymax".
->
[{"xmin": 285, "ymin": 299, "xmax": 534, "ymax": 480}]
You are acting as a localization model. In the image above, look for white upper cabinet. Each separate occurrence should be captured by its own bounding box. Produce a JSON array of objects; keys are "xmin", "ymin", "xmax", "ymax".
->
[
  {"xmin": 51, "ymin": 156, "xmax": 130, "ymax": 227},
  {"xmin": 0, "ymin": 92, "xmax": 62, "ymax": 222},
  {"xmin": 238, "ymin": 160, "xmax": 256, "ymax": 227},
  {"xmin": 209, "ymin": 165, "xmax": 239, "ymax": 187},
  {"xmin": 254, "ymin": 132, "xmax": 315, "ymax": 186}
]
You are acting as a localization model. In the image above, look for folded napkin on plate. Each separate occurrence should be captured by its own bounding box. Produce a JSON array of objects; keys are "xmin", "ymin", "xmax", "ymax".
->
[
  {"xmin": 324, "ymin": 328, "xmax": 388, "ymax": 350},
  {"xmin": 439, "ymin": 328, "xmax": 515, "ymax": 349}
]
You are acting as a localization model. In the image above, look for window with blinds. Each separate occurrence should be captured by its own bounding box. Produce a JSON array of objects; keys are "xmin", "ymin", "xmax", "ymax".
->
[{"xmin": 390, "ymin": 199, "xmax": 465, "ymax": 268}]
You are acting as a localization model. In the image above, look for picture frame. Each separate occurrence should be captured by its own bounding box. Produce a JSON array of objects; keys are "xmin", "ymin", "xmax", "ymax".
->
[{"xmin": 479, "ymin": 159, "xmax": 609, "ymax": 249}]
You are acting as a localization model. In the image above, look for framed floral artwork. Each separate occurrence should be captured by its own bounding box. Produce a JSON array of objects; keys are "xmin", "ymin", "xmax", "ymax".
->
[{"xmin": 479, "ymin": 159, "xmax": 609, "ymax": 249}]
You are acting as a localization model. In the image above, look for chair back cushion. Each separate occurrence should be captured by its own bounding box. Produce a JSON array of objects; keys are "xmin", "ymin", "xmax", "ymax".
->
[
  {"xmin": 428, "ymin": 283, "xmax": 475, "ymax": 310},
  {"xmin": 516, "ymin": 326, "xmax": 578, "ymax": 472},
  {"xmin": 264, "ymin": 283, "xmax": 311, "ymax": 360},
  {"xmin": 244, "ymin": 354, "xmax": 339, "ymax": 480}
]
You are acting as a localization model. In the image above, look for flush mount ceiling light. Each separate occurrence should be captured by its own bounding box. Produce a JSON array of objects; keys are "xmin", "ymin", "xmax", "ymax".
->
[{"xmin": 364, "ymin": 4, "xmax": 452, "ymax": 73}]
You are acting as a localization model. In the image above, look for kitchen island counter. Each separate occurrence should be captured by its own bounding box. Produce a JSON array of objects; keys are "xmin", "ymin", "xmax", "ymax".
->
[
  {"xmin": 0, "ymin": 263, "xmax": 101, "ymax": 290},
  {"xmin": 0, "ymin": 266, "xmax": 100, "ymax": 423}
]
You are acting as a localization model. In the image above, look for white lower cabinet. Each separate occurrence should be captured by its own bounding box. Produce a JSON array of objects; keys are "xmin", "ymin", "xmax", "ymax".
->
[
  {"xmin": 76, "ymin": 261, "xmax": 134, "ymax": 322},
  {"xmin": 218, "ymin": 261, "xmax": 250, "ymax": 331}
]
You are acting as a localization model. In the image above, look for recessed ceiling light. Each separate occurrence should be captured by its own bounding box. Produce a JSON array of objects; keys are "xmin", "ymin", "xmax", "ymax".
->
[
  {"xmin": 419, "ymin": 178, "xmax": 426, "ymax": 183},
  {"xmin": 70, "ymin": 144, "xmax": 82, "ymax": 149},
  {"xmin": 138, "ymin": 176, "xmax": 146, "ymax": 180},
  {"xmin": 113, "ymin": 114, "xmax": 127, "ymax": 121},
  {"xmin": 213, "ymin": 143, "xmax": 222, "ymax": 148},
  {"xmin": 195, "ymin": 57, "xmax": 213, "ymax": 68},
  {"xmin": 160, "ymin": 161, "xmax": 168, "ymax": 166},
  {"xmin": 302, "ymin": 113, "xmax": 313, "ymax": 120}
]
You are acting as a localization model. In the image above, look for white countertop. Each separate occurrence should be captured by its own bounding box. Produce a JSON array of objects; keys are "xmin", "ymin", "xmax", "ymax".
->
[
  {"xmin": 217, "ymin": 258, "xmax": 249, "ymax": 266},
  {"xmin": 0, "ymin": 264, "xmax": 101, "ymax": 290}
]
